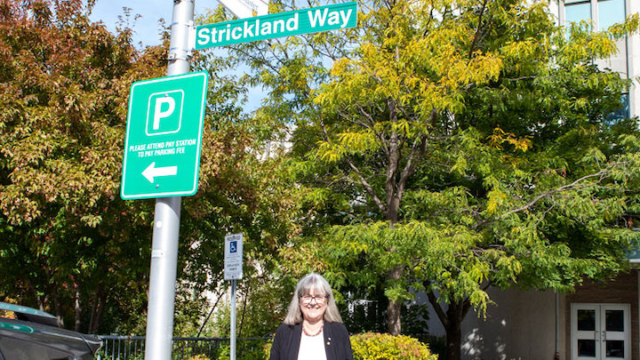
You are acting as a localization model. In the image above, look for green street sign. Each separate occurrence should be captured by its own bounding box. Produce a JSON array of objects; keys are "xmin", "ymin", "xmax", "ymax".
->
[
  {"xmin": 121, "ymin": 72, "xmax": 208, "ymax": 200},
  {"xmin": 194, "ymin": 2, "xmax": 357, "ymax": 49}
]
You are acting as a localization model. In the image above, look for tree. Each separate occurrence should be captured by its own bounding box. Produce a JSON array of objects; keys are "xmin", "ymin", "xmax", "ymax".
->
[
  {"xmin": 0, "ymin": 0, "xmax": 170, "ymax": 331},
  {"xmin": 172, "ymin": 6, "xmax": 304, "ymax": 338},
  {"xmin": 230, "ymin": 0, "xmax": 640, "ymax": 358},
  {"xmin": 0, "ymin": 0, "xmax": 300, "ymax": 337}
]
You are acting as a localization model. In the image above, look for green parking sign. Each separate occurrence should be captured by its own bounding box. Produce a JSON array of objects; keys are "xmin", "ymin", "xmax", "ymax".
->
[{"xmin": 121, "ymin": 72, "xmax": 208, "ymax": 200}]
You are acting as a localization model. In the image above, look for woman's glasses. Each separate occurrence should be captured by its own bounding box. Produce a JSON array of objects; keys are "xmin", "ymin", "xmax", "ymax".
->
[{"xmin": 300, "ymin": 294, "xmax": 328, "ymax": 304}]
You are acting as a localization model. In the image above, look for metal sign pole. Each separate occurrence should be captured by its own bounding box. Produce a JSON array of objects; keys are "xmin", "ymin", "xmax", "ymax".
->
[
  {"xmin": 224, "ymin": 234, "xmax": 243, "ymax": 360},
  {"xmin": 145, "ymin": 197, "xmax": 182, "ymax": 360},
  {"xmin": 230, "ymin": 279, "xmax": 237, "ymax": 360},
  {"xmin": 144, "ymin": 1, "xmax": 194, "ymax": 359}
]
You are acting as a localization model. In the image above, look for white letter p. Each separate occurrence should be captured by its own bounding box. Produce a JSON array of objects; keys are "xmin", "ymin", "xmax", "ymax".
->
[{"xmin": 153, "ymin": 96, "xmax": 175, "ymax": 130}]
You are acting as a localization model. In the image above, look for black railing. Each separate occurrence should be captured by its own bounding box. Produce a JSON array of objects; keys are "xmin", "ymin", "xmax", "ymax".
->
[{"xmin": 97, "ymin": 336, "xmax": 270, "ymax": 360}]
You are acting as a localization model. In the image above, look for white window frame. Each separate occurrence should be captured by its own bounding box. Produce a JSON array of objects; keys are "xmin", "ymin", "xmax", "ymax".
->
[
  {"xmin": 571, "ymin": 303, "xmax": 631, "ymax": 360},
  {"xmin": 562, "ymin": 0, "xmax": 628, "ymax": 32}
]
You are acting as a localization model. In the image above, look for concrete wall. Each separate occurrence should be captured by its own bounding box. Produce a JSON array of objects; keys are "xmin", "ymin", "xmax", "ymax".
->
[
  {"xmin": 458, "ymin": 288, "xmax": 562, "ymax": 360},
  {"xmin": 422, "ymin": 271, "xmax": 640, "ymax": 360}
]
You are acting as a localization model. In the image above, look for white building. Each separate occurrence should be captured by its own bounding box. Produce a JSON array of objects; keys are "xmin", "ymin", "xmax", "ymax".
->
[{"xmin": 550, "ymin": 0, "xmax": 639, "ymax": 118}]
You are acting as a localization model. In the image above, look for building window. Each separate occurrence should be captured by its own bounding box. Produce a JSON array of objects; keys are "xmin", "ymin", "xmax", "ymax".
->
[
  {"xmin": 605, "ymin": 93, "xmax": 631, "ymax": 124},
  {"xmin": 564, "ymin": 0, "xmax": 627, "ymax": 31},
  {"xmin": 566, "ymin": 1, "xmax": 592, "ymax": 27}
]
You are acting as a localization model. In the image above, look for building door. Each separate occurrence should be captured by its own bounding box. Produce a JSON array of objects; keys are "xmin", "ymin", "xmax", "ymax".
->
[{"xmin": 571, "ymin": 303, "xmax": 631, "ymax": 360}]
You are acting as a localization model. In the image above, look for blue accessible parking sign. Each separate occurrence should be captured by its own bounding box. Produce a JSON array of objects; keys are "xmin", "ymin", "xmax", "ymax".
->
[{"xmin": 224, "ymin": 234, "xmax": 243, "ymax": 280}]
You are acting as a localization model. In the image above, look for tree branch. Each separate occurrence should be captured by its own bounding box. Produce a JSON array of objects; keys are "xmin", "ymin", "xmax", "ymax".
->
[
  {"xmin": 468, "ymin": 0, "xmax": 490, "ymax": 60},
  {"xmin": 425, "ymin": 283, "xmax": 449, "ymax": 329},
  {"xmin": 500, "ymin": 169, "xmax": 609, "ymax": 219},
  {"xmin": 318, "ymin": 117, "xmax": 387, "ymax": 214},
  {"xmin": 358, "ymin": 105, "xmax": 391, "ymax": 156},
  {"xmin": 473, "ymin": 168, "xmax": 611, "ymax": 230},
  {"xmin": 397, "ymin": 108, "xmax": 437, "ymax": 193},
  {"xmin": 345, "ymin": 158, "xmax": 387, "ymax": 214},
  {"xmin": 461, "ymin": 297, "xmax": 472, "ymax": 319},
  {"xmin": 385, "ymin": 98, "xmax": 400, "ymax": 208}
]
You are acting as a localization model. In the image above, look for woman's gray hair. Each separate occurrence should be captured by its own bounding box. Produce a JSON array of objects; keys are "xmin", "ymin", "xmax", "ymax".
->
[{"xmin": 283, "ymin": 273, "xmax": 343, "ymax": 325}]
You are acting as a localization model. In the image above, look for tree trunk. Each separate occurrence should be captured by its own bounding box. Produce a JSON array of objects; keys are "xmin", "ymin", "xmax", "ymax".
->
[
  {"xmin": 239, "ymin": 282, "xmax": 250, "ymax": 338},
  {"xmin": 74, "ymin": 286, "xmax": 81, "ymax": 332},
  {"xmin": 52, "ymin": 285, "xmax": 64, "ymax": 328},
  {"xmin": 89, "ymin": 290, "xmax": 107, "ymax": 334},
  {"xmin": 197, "ymin": 289, "xmax": 226, "ymax": 337},
  {"xmin": 444, "ymin": 302, "xmax": 464, "ymax": 360},
  {"xmin": 94, "ymin": 292, "xmax": 107, "ymax": 334},
  {"xmin": 33, "ymin": 284, "xmax": 44, "ymax": 311},
  {"xmin": 385, "ymin": 189, "xmax": 403, "ymax": 335},
  {"xmin": 88, "ymin": 290, "xmax": 99, "ymax": 333},
  {"xmin": 340, "ymin": 99, "xmax": 427, "ymax": 337},
  {"xmin": 387, "ymin": 282, "xmax": 402, "ymax": 336},
  {"xmin": 425, "ymin": 287, "xmax": 471, "ymax": 360},
  {"xmin": 386, "ymin": 299, "xmax": 402, "ymax": 335},
  {"xmin": 386, "ymin": 266, "xmax": 402, "ymax": 335}
]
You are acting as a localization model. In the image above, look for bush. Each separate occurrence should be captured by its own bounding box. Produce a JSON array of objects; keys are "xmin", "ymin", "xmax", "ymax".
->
[
  {"xmin": 187, "ymin": 355, "xmax": 210, "ymax": 360},
  {"xmin": 213, "ymin": 341, "xmax": 271, "ymax": 360},
  {"xmin": 263, "ymin": 332, "xmax": 437, "ymax": 360},
  {"xmin": 263, "ymin": 341, "xmax": 273, "ymax": 360},
  {"xmin": 351, "ymin": 332, "xmax": 438, "ymax": 360}
]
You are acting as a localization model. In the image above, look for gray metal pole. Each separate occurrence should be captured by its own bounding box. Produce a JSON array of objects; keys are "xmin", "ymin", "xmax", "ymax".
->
[
  {"xmin": 145, "ymin": 197, "xmax": 182, "ymax": 360},
  {"xmin": 167, "ymin": 0, "xmax": 194, "ymax": 77},
  {"xmin": 144, "ymin": 1, "xmax": 194, "ymax": 360},
  {"xmin": 230, "ymin": 279, "xmax": 237, "ymax": 360}
]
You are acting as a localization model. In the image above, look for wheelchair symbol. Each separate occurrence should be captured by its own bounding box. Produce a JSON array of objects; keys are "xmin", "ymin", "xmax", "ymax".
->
[{"xmin": 230, "ymin": 241, "xmax": 237, "ymax": 253}]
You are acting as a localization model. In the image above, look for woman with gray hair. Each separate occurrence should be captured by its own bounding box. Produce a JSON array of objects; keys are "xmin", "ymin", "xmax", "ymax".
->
[{"xmin": 270, "ymin": 273, "xmax": 353, "ymax": 360}]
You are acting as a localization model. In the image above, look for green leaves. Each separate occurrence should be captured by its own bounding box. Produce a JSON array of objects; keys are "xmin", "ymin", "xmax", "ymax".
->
[
  {"xmin": 0, "ymin": 0, "xmax": 167, "ymax": 332},
  {"xmin": 180, "ymin": 0, "xmax": 640, "ymax": 349},
  {"xmin": 314, "ymin": 130, "xmax": 379, "ymax": 163},
  {"xmin": 240, "ymin": 0, "xmax": 640, "ymax": 342}
]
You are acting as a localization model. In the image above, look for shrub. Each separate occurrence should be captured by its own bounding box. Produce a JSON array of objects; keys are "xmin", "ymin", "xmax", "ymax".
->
[
  {"xmin": 187, "ymin": 355, "xmax": 210, "ymax": 360},
  {"xmin": 264, "ymin": 341, "xmax": 273, "ymax": 360},
  {"xmin": 262, "ymin": 332, "xmax": 437, "ymax": 360},
  {"xmin": 351, "ymin": 332, "xmax": 438, "ymax": 360}
]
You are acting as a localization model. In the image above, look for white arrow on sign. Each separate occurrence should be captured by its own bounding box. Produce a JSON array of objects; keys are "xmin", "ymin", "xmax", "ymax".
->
[{"xmin": 142, "ymin": 162, "xmax": 178, "ymax": 183}]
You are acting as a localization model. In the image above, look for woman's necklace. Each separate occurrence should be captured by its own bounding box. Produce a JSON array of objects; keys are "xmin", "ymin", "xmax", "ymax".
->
[{"xmin": 303, "ymin": 322, "xmax": 324, "ymax": 337}]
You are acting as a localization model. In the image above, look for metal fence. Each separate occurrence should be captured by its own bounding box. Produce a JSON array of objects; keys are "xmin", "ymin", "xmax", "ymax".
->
[{"xmin": 97, "ymin": 336, "xmax": 270, "ymax": 360}]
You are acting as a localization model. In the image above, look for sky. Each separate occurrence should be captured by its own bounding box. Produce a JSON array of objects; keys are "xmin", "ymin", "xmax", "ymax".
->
[
  {"xmin": 89, "ymin": 0, "xmax": 265, "ymax": 111},
  {"xmin": 89, "ymin": 0, "xmax": 218, "ymax": 47}
]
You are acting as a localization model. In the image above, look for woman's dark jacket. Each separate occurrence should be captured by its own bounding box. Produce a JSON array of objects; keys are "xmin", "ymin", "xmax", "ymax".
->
[{"xmin": 269, "ymin": 322, "xmax": 353, "ymax": 360}]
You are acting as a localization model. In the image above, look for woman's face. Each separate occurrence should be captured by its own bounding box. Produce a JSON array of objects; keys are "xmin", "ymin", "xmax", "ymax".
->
[{"xmin": 299, "ymin": 286, "xmax": 328, "ymax": 323}]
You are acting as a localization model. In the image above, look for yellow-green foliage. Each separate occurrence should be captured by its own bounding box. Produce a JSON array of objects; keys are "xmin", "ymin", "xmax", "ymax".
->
[
  {"xmin": 263, "ymin": 333, "xmax": 436, "ymax": 359},
  {"xmin": 263, "ymin": 342, "xmax": 272, "ymax": 360},
  {"xmin": 351, "ymin": 333, "xmax": 437, "ymax": 360},
  {"xmin": 187, "ymin": 355, "xmax": 210, "ymax": 360}
]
